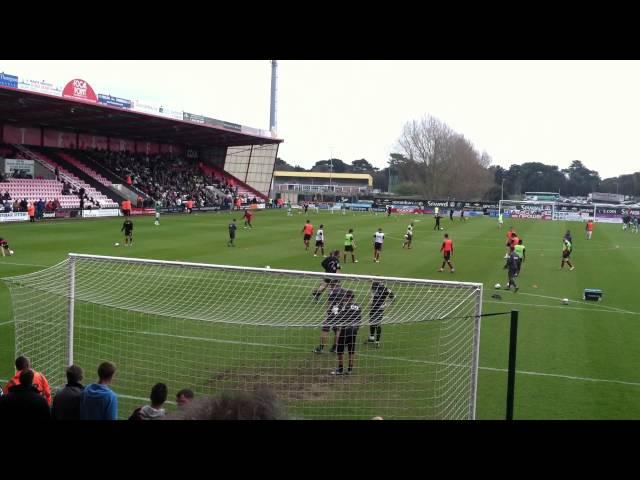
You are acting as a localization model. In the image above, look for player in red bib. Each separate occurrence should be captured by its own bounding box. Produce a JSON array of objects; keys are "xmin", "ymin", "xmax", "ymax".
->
[
  {"xmin": 243, "ymin": 209, "xmax": 254, "ymax": 229},
  {"xmin": 438, "ymin": 233, "xmax": 455, "ymax": 273}
]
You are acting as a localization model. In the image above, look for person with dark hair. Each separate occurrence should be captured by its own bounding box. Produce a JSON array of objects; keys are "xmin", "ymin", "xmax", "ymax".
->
[
  {"xmin": 80, "ymin": 361, "xmax": 118, "ymax": 420},
  {"xmin": 52, "ymin": 365, "xmax": 84, "ymax": 420},
  {"xmin": 243, "ymin": 209, "xmax": 254, "ymax": 229},
  {"xmin": 165, "ymin": 387, "xmax": 286, "ymax": 420},
  {"xmin": 313, "ymin": 281, "xmax": 346, "ymax": 354},
  {"xmin": 343, "ymin": 228, "xmax": 358, "ymax": 263},
  {"xmin": 513, "ymin": 239, "xmax": 526, "ymax": 275},
  {"xmin": 301, "ymin": 220, "xmax": 314, "ymax": 250},
  {"xmin": 0, "ymin": 369, "xmax": 51, "ymax": 421},
  {"xmin": 368, "ymin": 281, "xmax": 395, "ymax": 346},
  {"xmin": 121, "ymin": 218, "xmax": 134, "ymax": 246},
  {"xmin": 504, "ymin": 249, "xmax": 520, "ymax": 292},
  {"xmin": 330, "ymin": 290, "xmax": 362, "ymax": 375},
  {"xmin": 176, "ymin": 388, "xmax": 195, "ymax": 408},
  {"xmin": 373, "ymin": 228, "xmax": 384, "ymax": 263},
  {"xmin": 438, "ymin": 233, "xmax": 455, "ymax": 273},
  {"xmin": 312, "ymin": 249, "xmax": 341, "ymax": 300},
  {"xmin": 3, "ymin": 355, "xmax": 52, "ymax": 405},
  {"xmin": 129, "ymin": 383, "xmax": 168, "ymax": 420},
  {"xmin": 402, "ymin": 222, "xmax": 414, "ymax": 249},
  {"xmin": 313, "ymin": 224, "xmax": 325, "ymax": 257},
  {"xmin": 227, "ymin": 218, "xmax": 238, "ymax": 247}
]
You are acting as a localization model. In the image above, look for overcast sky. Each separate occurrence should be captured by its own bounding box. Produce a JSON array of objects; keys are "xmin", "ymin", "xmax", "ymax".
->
[{"xmin": 2, "ymin": 60, "xmax": 640, "ymax": 179}]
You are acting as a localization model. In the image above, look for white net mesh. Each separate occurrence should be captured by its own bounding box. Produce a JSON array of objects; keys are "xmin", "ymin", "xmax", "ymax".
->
[{"xmin": 3, "ymin": 254, "xmax": 482, "ymax": 420}]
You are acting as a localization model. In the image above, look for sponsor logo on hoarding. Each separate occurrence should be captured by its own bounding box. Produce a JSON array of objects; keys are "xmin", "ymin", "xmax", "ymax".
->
[
  {"xmin": 0, "ymin": 212, "xmax": 30, "ymax": 222},
  {"xmin": 222, "ymin": 121, "xmax": 242, "ymax": 132},
  {"xmin": 98, "ymin": 94, "xmax": 132, "ymax": 109},
  {"xmin": 0, "ymin": 72, "xmax": 19, "ymax": 88},
  {"xmin": 132, "ymin": 100, "xmax": 160, "ymax": 115},
  {"xmin": 18, "ymin": 78, "xmax": 62, "ymax": 96},
  {"xmin": 81, "ymin": 209, "xmax": 121, "ymax": 218},
  {"xmin": 158, "ymin": 106, "xmax": 183, "ymax": 120},
  {"xmin": 204, "ymin": 116, "xmax": 223, "ymax": 127},
  {"xmin": 183, "ymin": 112, "xmax": 205, "ymax": 124},
  {"xmin": 62, "ymin": 79, "xmax": 98, "ymax": 102}
]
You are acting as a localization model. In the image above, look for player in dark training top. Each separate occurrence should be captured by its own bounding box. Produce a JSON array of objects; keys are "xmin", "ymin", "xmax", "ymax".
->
[
  {"xmin": 312, "ymin": 250, "xmax": 341, "ymax": 300},
  {"xmin": 121, "ymin": 219, "xmax": 134, "ymax": 246},
  {"xmin": 227, "ymin": 219, "xmax": 237, "ymax": 247},
  {"xmin": 313, "ymin": 282, "xmax": 346, "ymax": 354},
  {"xmin": 368, "ymin": 281, "xmax": 395, "ymax": 346},
  {"xmin": 330, "ymin": 289, "xmax": 362, "ymax": 375}
]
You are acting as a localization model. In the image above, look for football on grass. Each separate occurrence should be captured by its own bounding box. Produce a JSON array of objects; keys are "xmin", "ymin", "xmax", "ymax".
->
[
  {"xmin": 562, "ymin": 298, "xmax": 569, "ymax": 305},
  {"xmin": 114, "ymin": 243, "xmax": 120, "ymax": 247},
  {"xmin": 494, "ymin": 283, "xmax": 501, "ymax": 289}
]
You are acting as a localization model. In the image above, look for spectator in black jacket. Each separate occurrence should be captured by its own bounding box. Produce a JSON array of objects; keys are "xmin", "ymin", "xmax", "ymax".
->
[
  {"xmin": 51, "ymin": 365, "xmax": 84, "ymax": 420},
  {"xmin": 0, "ymin": 369, "xmax": 51, "ymax": 421}
]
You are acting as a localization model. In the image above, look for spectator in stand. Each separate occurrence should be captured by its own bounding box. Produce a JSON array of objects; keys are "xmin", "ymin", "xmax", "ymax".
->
[
  {"xmin": 176, "ymin": 388, "xmax": 195, "ymax": 408},
  {"xmin": 0, "ymin": 369, "xmax": 51, "ymax": 421},
  {"xmin": 51, "ymin": 365, "xmax": 84, "ymax": 420},
  {"xmin": 28, "ymin": 202, "xmax": 35, "ymax": 222},
  {"xmin": 3, "ymin": 355, "xmax": 52, "ymax": 405},
  {"xmin": 79, "ymin": 361, "xmax": 118, "ymax": 420},
  {"xmin": 54, "ymin": 166, "xmax": 60, "ymax": 181},
  {"xmin": 129, "ymin": 383, "xmax": 168, "ymax": 420},
  {"xmin": 13, "ymin": 199, "xmax": 20, "ymax": 212},
  {"xmin": 20, "ymin": 198, "xmax": 28, "ymax": 212},
  {"xmin": 165, "ymin": 387, "xmax": 286, "ymax": 420},
  {"xmin": 36, "ymin": 199, "xmax": 45, "ymax": 219},
  {"xmin": 127, "ymin": 175, "xmax": 132, "ymax": 186}
]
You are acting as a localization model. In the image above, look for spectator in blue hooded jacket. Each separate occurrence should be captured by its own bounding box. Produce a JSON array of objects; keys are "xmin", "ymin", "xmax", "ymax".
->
[{"xmin": 80, "ymin": 361, "xmax": 117, "ymax": 420}]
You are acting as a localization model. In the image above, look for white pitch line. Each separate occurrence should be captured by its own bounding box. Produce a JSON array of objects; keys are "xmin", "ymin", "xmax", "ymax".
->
[
  {"xmin": 0, "ymin": 320, "xmax": 14, "ymax": 327},
  {"xmin": 74, "ymin": 324, "xmax": 640, "ymax": 389},
  {"xmin": 484, "ymin": 300, "xmax": 640, "ymax": 315},
  {"xmin": 0, "ymin": 261, "xmax": 51, "ymax": 268}
]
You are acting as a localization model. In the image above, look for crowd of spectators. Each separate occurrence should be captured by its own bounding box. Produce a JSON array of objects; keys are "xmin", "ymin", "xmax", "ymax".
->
[
  {"xmin": 0, "ymin": 355, "xmax": 287, "ymax": 420},
  {"xmin": 88, "ymin": 150, "xmax": 263, "ymax": 210},
  {"xmin": 1, "ymin": 195, "xmax": 62, "ymax": 215}
]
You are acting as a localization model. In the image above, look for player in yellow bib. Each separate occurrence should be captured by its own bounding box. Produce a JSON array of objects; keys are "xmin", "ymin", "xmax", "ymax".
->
[{"xmin": 343, "ymin": 229, "xmax": 358, "ymax": 263}]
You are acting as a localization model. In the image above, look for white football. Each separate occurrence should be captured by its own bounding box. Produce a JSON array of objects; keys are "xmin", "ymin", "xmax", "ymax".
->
[
  {"xmin": 265, "ymin": 265, "xmax": 271, "ymax": 269},
  {"xmin": 562, "ymin": 298, "xmax": 569, "ymax": 305},
  {"xmin": 494, "ymin": 283, "xmax": 501, "ymax": 289},
  {"xmin": 114, "ymin": 243, "xmax": 120, "ymax": 247},
  {"xmin": 9, "ymin": 250, "xmax": 14, "ymax": 255}
]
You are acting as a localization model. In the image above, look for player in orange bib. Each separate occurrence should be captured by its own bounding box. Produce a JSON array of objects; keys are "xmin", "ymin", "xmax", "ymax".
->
[
  {"xmin": 585, "ymin": 219, "xmax": 594, "ymax": 240},
  {"xmin": 438, "ymin": 233, "xmax": 455, "ymax": 273},
  {"xmin": 301, "ymin": 220, "xmax": 314, "ymax": 250}
]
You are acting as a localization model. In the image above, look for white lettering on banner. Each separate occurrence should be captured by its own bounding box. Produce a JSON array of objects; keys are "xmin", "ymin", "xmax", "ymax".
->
[
  {"xmin": 81, "ymin": 209, "xmax": 120, "ymax": 218},
  {"xmin": 132, "ymin": 100, "xmax": 160, "ymax": 115},
  {"xmin": 4, "ymin": 159, "xmax": 35, "ymax": 176},
  {"xmin": 158, "ymin": 106, "xmax": 183, "ymax": 120},
  {"xmin": 0, "ymin": 212, "xmax": 29, "ymax": 222},
  {"xmin": 17, "ymin": 78, "xmax": 63, "ymax": 97}
]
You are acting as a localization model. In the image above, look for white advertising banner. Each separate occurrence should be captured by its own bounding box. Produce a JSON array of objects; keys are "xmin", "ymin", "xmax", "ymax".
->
[
  {"xmin": 132, "ymin": 99, "xmax": 160, "ymax": 116},
  {"xmin": 81, "ymin": 209, "xmax": 121, "ymax": 218},
  {"xmin": 4, "ymin": 159, "xmax": 35, "ymax": 176},
  {"xmin": 0, "ymin": 212, "xmax": 29, "ymax": 222},
  {"xmin": 158, "ymin": 105, "xmax": 183, "ymax": 120},
  {"xmin": 18, "ymin": 78, "xmax": 62, "ymax": 97}
]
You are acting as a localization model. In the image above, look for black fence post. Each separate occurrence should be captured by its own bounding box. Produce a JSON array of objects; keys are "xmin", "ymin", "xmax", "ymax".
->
[{"xmin": 506, "ymin": 310, "xmax": 519, "ymax": 420}]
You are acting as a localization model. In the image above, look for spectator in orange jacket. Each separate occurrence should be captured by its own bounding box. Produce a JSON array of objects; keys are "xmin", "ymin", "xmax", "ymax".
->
[
  {"xmin": 3, "ymin": 355, "xmax": 52, "ymax": 406},
  {"xmin": 28, "ymin": 203, "xmax": 35, "ymax": 223}
]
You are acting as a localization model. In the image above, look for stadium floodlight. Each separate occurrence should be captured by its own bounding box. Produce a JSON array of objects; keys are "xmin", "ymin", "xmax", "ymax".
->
[{"xmin": 3, "ymin": 253, "xmax": 483, "ymax": 420}]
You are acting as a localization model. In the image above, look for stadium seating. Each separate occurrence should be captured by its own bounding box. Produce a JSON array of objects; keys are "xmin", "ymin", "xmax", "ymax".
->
[
  {"xmin": 56, "ymin": 152, "xmax": 113, "ymax": 188},
  {"xmin": 18, "ymin": 149, "xmax": 119, "ymax": 209},
  {"xmin": 0, "ymin": 178, "xmax": 80, "ymax": 208}
]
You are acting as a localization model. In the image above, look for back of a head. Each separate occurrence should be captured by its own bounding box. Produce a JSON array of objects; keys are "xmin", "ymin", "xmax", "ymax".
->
[
  {"xmin": 167, "ymin": 387, "xmax": 286, "ymax": 420},
  {"xmin": 97, "ymin": 361, "xmax": 116, "ymax": 382},
  {"xmin": 15, "ymin": 355, "xmax": 30, "ymax": 371},
  {"xmin": 66, "ymin": 365, "xmax": 84, "ymax": 384},
  {"xmin": 150, "ymin": 383, "xmax": 168, "ymax": 407},
  {"xmin": 19, "ymin": 369, "xmax": 34, "ymax": 386}
]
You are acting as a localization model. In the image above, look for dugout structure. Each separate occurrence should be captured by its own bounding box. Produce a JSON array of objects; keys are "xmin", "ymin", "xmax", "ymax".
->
[{"xmin": 3, "ymin": 254, "xmax": 483, "ymax": 420}]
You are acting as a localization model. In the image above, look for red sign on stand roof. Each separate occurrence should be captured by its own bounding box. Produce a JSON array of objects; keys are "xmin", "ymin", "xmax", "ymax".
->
[{"xmin": 62, "ymin": 78, "xmax": 97, "ymax": 103}]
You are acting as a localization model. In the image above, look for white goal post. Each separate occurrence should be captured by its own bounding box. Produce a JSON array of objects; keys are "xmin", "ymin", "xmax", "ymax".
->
[{"xmin": 3, "ymin": 253, "xmax": 483, "ymax": 420}]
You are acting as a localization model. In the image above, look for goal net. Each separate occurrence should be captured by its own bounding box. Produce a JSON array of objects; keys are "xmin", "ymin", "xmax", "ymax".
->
[{"xmin": 3, "ymin": 253, "xmax": 483, "ymax": 420}]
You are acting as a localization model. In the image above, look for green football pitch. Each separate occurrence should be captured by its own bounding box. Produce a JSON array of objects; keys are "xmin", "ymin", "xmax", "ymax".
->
[{"xmin": 1, "ymin": 209, "xmax": 639, "ymax": 419}]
